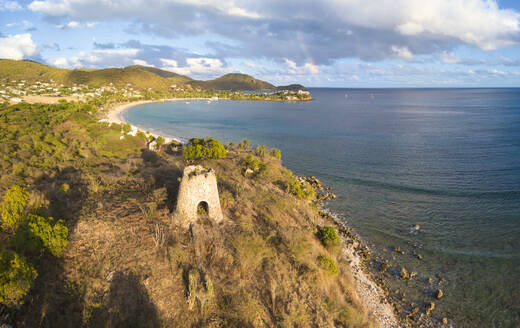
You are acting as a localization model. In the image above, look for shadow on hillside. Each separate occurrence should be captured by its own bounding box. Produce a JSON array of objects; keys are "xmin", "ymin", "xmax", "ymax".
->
[
  {"xmin": 87, "ymin": 272, "xmax": 161, "ymax": 328},
  {"xmin": 11, "ymin": 258, "xmax": 85, "ymax": 327},
  {"xmin": 10, "ymin": 166, "xmax": 92, "ymax": 327},
  {"xmin": 33, "ymin": 166, "xmax": 90, "ymax": 225},
  {"xmin": 139, "ymin": 149, "xmax": 183, "ymax": 212}
]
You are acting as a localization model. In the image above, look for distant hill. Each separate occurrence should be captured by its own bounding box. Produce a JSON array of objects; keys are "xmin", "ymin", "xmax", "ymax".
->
[
  {"xmin": 276, "ymin": 84, "xmax": 308, "ymax": 91},
  {"xmin": 127, "ymin": 65, "xmax": 193, "ymax": 84},
  {"xmin": 0, "ymin": 59, "xmax": 70, "ymax": 84},
  {"xmin": 0, "ymin": 60, "xmax": 293, "ymax": 92},
  {"xmin": 187, "ymin": 73, "xmax": 276, "ymax": 91}
]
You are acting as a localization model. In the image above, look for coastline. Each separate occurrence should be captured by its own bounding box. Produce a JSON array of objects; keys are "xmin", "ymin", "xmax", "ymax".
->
[
  {"xmin": 100, "ymin": 98, "xmax": 213, "ymax": 144},
  {"xmin": 102, "ymin": 98, "xmax": 399, "ymax": 327},
  {"xmin": 323, "ymin": 210, "xmax": 399, "ymax": 328}
]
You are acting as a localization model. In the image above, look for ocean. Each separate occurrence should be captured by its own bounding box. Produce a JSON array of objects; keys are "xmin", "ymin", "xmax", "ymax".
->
[{"xmin": 122, "ymin": 88, "xmax": 520, "ymax": 327}]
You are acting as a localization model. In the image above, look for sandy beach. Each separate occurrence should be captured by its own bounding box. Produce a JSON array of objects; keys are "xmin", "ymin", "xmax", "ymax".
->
[{"xmin": 100, "ymin": 98, "xmax": 213, "ymax": 143}]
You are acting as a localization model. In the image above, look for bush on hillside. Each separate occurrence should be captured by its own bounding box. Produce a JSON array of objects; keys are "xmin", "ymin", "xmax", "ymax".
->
[
  {"xmin": 242, "ymin": 154, "xmax": 268, "ymax": 177},
  {"xmin": 285, "ymin": 175, "xmax": 315, "ymax": 200},
  {"xmin": 155, "ymin": 136, "xmax": 165, "ymax": 148},
  {"xmin": 317, "ymin": 255, "xmax": 338, "ymax": 275},
  {"xmin": 318, "ymin": 226, "xmax": 341, "ymax": 249},
  {"xmin": 270, "ymin": 148, "xmax": 282, "ymax": 160},
  {"xmin": 237, "ymin": 139, "xmax": 250, "ymax": 151},
  {"xmin": 182, "ymin": 137, "xmax": 227, "ymax": 161},
  {"xmin": 14, "ymin": 214, "xmax": 69, "ymax": 257},
  {"xmin": 0, "ymin": 248, "xmax": 37, "ymax": 307},
  {"xmin": 1, "ymin": 185, "xmax": 29, "ymax": 231},
  {"xmin": 255, "ymin": 145, "xmax": 267, "ymax": 157}
]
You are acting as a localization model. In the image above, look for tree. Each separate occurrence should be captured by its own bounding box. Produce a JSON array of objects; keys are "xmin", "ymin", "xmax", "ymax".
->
[
  {"xmin": 155, "ymin": 136, "xmax": 165, "ymax": 148},
  {"xmin": 182, "ymin": 137, "xmax": 227, "ymax": 161},
  {"xmin": 0, "ymin": 248, "xmax": 37, "ymax": 307},
  {"xmin": 14, "ymin": 214, "xmax": 69, "ymax": 257},
  {"xmin": 1, "ymin": 186, "xmax": 29, "ymax": 231}
]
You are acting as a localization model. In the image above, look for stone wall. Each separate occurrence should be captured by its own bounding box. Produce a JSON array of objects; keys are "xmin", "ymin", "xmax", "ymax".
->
[{"xmin": 174, "ymin": 165, "xmax": 223, "ymax": 227}]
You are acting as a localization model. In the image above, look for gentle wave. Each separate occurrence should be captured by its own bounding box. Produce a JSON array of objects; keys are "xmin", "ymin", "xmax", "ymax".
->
[{"xmin": 334, "ymin": 175, "xmax": 520, "ymax": 199}]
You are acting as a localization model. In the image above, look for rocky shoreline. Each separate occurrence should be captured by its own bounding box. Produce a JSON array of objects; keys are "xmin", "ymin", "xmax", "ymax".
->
[
  {"xmin": 309, "ymin": 174, "xmax": 448, "ymax": 328},
  {"xmin": 300, "ymin": 175, "xmax": 399, "ymax": 327}
]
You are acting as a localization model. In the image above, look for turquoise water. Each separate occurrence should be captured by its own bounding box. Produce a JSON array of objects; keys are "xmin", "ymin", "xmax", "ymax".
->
[{"xmin": 123, "ymin": 88, "xmax": 520, "ymax": 326}]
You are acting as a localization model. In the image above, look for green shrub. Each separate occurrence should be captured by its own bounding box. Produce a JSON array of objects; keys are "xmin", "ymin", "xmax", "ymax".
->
[
  {"xmin": 255, "ymin": 145, "xmax": 267, "ymax": 157},
  {"xmin": 270, "ymin": 148, "xmax": 282, "ymax": 160},
  {"xmin": 59, "ymin": 183, "xmax": 70, "ymax": 193},
  {"xmin": 182, "ymin": 137, "xmax": 227, "ymax": 161},
  {"xmin": 155, "ymin": 136, "xmax": 165, "ymax": 148},
  {"xmin": 317, "ymin": 255, "xmax": 338, "ymax": 275},
  {"xmin": 242, "ymin": 139, "xmax": 250, "ymax": 150},
  {"xmin": 285, "ymin": 175, "xmax": 315, "ymax": 200},
  {"xmin": 14, "ymin": 214, "xmax": 69, "ymax": 257},
  {"xmin": 243, "ymin": 154, "xmax": 261, "ymax": 171},
  {"xmin": 169, "ymin": 139, "xmax": 181, "ymax": 146},
  {"xmin": 318, "ymin": 226, "xmax": 341, "ymax": 249},
  {"xmin": 1, "ymin": 185, "xmax": 29, "ymax": 231},
  {"xmin": 0, "ymin": 248, "xmax": 37, "ymax": 307},
  {"xmin": 242, "ymin": 155, "xmax": 268, "ymax": 178},
  {"xmin": 122, "ymin": 123, "xmax": 132, "ymax": 134}
]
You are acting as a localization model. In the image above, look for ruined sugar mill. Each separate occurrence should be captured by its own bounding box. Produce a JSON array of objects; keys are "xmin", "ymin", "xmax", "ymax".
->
[{"xmin": 174, "ymin": 165, "xmax": 223, "ymax": 227}]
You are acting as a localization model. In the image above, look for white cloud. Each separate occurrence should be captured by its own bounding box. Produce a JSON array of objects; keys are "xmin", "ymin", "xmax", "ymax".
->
[
  {"xmin": 48, "ymin": 48, "xmax": 139, "ymax": 68},
  {"xmin": 332, "ymin": 0, "xmax": 520, "ymax": 50},
  {"xmin": 48, "ymin": 57, "xmax": 78, "ymax": 68},
  {"xmin": 133, "ymin": 59, "xmax": 152, "ymax": 66},
  {"xmin": 391, "ymin": 45, "xmax": 413, "ymax": 61},
  {"xmin": 0, "ymin": 33, "xmax": 39, "ymax": 60},
  {"xmin": 27, "ymin": 0, "xmax": 520, "ymax": 52},
  {"xmin": 28, "ymin": 0, "xmax": 69, "ymax": 15},
  {"xmin": 0, "ymin": 0, "xmax": 23, "ymax": 11},
  {"xmin": 86, "ymin": 48, "xmax": 139, "ymax": 63},
  {"xmin": 438, "ymin": 51, "xmax": 461, "ymax": 64},
  {"xmin": 67, "ymin": 21, "xmax": 79, "ymax": 28},
  {"xmin": 285, "ymin": 59, "xmax": 320, "ymax": 75},
  {"xmin": 56, "ymin": 21, "xmax": 81, "ymax": 29},
  {"xmin": 160, "ymin": 57, "xmax": 235, "ymax": 78}
]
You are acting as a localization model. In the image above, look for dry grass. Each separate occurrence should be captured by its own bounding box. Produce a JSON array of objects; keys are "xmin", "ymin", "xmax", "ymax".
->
[{"xmin": 11, "ymin": 148, "xmax": 375, "ymax": 327}]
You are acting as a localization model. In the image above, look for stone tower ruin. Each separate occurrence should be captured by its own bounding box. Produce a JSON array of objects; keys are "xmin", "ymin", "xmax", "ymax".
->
[{"xmin": 174, "ymin": 165, "xmax": 223, "ymax": 227}]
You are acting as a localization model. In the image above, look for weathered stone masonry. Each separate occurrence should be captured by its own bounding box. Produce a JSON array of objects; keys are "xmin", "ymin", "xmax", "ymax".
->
[{"xmin": 174, "ymin": 165, "xmax": 223, "ymax": 227}]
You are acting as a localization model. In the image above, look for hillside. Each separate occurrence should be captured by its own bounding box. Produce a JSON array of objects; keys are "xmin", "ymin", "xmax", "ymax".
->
[
  {"xmin": 0, "ymin": 100, "xmax": 382, "ymax": 327},
  {"xmin": 0, "ymin": 59, "xmax": 70, "ymax": 84},
  {"xmin": 127, "ymin": 65, "xmax": 193, "ymax": 84},
  {"xmin": 276, "ymin": 84, "xmax": 308, "ymax": 91},
  {"xmin": 187, "ymin": 73, "xmax": 276, "ymax": 91},
  {"xmin": 66, "ymin": 66, "xmax": 173, "ymax": 90},
  {"xmin": 0, "ymin": 60, "xmax": 280, "ymax": 92}
]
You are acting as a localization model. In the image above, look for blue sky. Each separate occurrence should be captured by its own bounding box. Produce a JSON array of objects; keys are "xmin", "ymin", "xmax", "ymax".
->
[{"xmin": 1, "ymin": 0, "xmax": 520, "ymax": 87}]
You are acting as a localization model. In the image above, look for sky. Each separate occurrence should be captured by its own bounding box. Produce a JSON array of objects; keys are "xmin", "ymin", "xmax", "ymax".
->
[{"xmin": 1, "ymin": 0, "xmax": 520, "ymax": 87}]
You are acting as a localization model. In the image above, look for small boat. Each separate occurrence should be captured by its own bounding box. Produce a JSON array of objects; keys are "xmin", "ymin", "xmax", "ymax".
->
[{"xmin": 344, "ymin": 94, "xmax": 348, "ymax": 99}]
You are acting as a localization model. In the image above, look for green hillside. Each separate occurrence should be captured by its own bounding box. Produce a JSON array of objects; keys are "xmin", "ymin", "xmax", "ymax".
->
[
  {"xmin": 0, "ymin": 60, "xmax": 280, "ymax": 91},
  {"xmin": 66, "ymin": 67, "xmax": 172, "ymax": 90},
  {"xmin": 276, "ymin": 84, "xmax": 308, "ymax": 91},
  {"xmin": 0, "ymin": 59, "xmax": 69, "ymax": 84},
  {"xmin": 127, "ymin": 65, "xmax": 193, "ymax": 84},
  {"xmin": 188, "ymin": 73, "xmax": 276, "ymax": 91}
]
